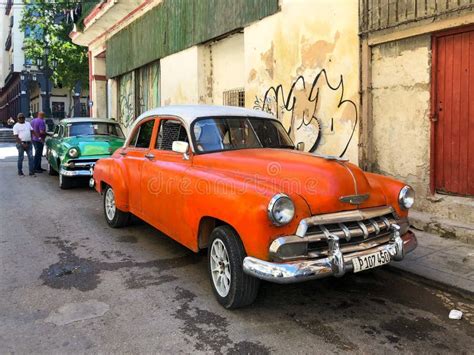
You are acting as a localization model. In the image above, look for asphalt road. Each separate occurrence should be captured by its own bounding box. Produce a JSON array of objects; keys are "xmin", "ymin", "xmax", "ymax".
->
[{"xmin": 1, "ymin": 146, "xmax": 473, "ymax": 354}]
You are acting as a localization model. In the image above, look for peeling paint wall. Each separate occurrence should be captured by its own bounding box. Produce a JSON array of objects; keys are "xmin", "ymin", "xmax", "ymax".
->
[
  {"xmin": 160, "ymin": 47, "xmax": 201, "ymax": 106},
  {"xmin": 245, "ymin": 0, "xmax": 360, "ymax": 163},
  {"xmin": 371, "ymin": 34, "xmax": 474, "ymax": 231},
  {"xmin": 209, "ymin": 33, "xmax": 245, "ymax": 105},
  {"xmin": 162, "ymin": 33, "xmax": 245, "ymax": 106},
  {"xmin": 371, "ymin": 35, "xmax": 431, "ymax": 196}
]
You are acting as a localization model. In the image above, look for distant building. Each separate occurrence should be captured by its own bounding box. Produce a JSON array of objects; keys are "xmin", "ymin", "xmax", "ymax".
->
[
  {"xmin": 0, "ymin": 0, "xmax": 89, "ymax": 123},
  {"xmin": 71, "ymin": 1, "xmax": 360, "ymax": 162}
]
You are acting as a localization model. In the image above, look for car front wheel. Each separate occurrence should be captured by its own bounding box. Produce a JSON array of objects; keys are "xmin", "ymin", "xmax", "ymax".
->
[
  {"xmin": 103, "ymin": 185, "xmax": 130, "ymax": 228},
  {"xmin": 208, "ymin": 225, "xmax": 260, "ymax": 309},
  {"xmin": 59, "ymin": 173, "xmax": 72, "ymax": 189}
]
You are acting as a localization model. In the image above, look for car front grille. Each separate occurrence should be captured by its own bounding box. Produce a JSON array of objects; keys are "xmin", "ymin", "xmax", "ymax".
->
[
  {"xmin": 305, "ymin": 212, "xmax": 396, "ymax": 257},
  {"xmin": 269, "ymin": 206, "xmax": 406, "ymax": 261},
  {"xmin": 65, "ymin": 159, "xmax": 97, "ymax": 170}
]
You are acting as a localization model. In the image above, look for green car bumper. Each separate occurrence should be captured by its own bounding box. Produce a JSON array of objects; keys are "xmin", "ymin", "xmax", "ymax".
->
[{"xmin": 60, "ymin": 156, "xmax": 105, "ymax": 177}]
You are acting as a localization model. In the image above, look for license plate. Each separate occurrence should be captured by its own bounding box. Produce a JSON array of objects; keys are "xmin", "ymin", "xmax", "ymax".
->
[{"xmin": 352, "ymin": 250, "xmax": 391, "ymax": 273}]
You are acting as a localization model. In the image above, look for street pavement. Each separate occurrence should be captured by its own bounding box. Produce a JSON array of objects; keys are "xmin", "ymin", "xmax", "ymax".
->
[{"xmin": 1, "ymin": 145, "xmax": 473, "ymax": 354}]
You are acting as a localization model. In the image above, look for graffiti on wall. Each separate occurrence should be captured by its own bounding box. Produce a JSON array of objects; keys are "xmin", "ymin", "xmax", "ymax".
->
[
  {"xmin": 119, "ymin": 71, "xmax": 135, "ymax": 128},
  {"xmin": 254, "ymin": 69, "xmax": 357, "ymax": 157},
  {"xmin": 119, "ymin": 61, "xmax": 160, "ymax": 128}
]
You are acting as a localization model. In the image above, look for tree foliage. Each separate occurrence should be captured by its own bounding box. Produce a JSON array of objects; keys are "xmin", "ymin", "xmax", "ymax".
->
[{"xmin": 20, "ymin": 1, "xmax": 88, "ymax": 92}]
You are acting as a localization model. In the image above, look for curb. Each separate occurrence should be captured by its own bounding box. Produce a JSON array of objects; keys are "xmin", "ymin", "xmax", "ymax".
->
[{"xmin": 386, "ymin": 264, "xmax": 474, "ymax": 301}]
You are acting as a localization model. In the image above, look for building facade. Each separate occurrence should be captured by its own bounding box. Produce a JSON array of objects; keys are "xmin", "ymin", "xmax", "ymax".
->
[
  {"xmin": 0, "ymin": 0, "xmax": 88, "ymax": 123},
  {"xmin": 72, "ymin": 0, "xmax": 360, "ymax": 162},
  {"xmin": 72, "ymin": 0, "xmax": 473, "ymax": 240},
  {"xmin": 360, "ymin": 0, "xmax": 474, "ymax": 241}
]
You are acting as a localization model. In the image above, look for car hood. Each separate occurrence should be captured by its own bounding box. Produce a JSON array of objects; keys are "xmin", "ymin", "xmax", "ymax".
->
[
  {"xmin": 193, "ymin": 149, "xmax": 387, "ymax": 215},
  {"xmin": 64, "ymin": 136, "xmax": 125, "ymax": 157}
]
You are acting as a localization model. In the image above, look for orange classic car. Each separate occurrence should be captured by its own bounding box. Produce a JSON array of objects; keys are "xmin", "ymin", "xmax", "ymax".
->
[{"xmin": 91, "ymin": 105, "xmax": 417, "ymax": 308}]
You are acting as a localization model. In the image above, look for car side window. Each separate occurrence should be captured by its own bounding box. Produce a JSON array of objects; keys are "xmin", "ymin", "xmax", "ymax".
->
[
  {"xmin": 156, "ymin": 120, "xmax": 188, "ymax": 151},
  {"xmin": 129, "ymin": 120, "xmax": 155, "ymax": 148}
]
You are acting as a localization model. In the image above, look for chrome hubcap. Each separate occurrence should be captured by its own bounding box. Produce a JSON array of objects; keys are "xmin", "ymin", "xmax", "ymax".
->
[
  {"xmin": 210, "ymin": 239, "xmax": 231, "ymax": 297},
  {"xmin": 105, "ymin": 188, "xmax": 116, "ymax": 221}
]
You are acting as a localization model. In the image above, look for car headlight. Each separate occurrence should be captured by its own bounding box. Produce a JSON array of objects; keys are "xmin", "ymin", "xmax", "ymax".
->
[
  {"xmin": 68, "ymin": 148, "xmax": 79, "ymax": 158},
  {"xmin": 268, "ymin": 193, "xmax": 295, "ymax": 226},
  {"xmin": 398, "ymin": 185, "xmax": 415, "ymax": 209}
]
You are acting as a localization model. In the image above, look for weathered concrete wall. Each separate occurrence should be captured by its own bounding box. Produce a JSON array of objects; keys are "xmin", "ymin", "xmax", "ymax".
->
[
  {"xmin": 161, "ymin": 33, "xmax": 245, "ymax": 106},
  {"xmin": 371, "ymin": 35, "xmax": 431, "ymax": 195},
  {"xmin": 160, "ymin": 46, "xmax": 200, "ymax": 106},
  {"xmin": 371, "ymin": 34, "xmax": 474, "ymax": 231},
  {"xmin": 244, "ymin": 0, "xmax": 360, "ymax": 163},
  {"xmin": 209, "ymin": 33, "xmax": 245, "ymax": 105}
]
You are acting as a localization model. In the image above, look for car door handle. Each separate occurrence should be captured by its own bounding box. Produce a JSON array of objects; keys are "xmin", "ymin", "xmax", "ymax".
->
[
  {"xmin": 119, "ymin": 151, "xmax": 127, "ymax": 156},
  {"xmin": 145, "ymin": 153, "xmax": 155, "ymax": 160}
]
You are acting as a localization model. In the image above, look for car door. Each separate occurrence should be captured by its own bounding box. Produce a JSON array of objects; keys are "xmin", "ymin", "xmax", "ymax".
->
[
  {"xmin": 140, "ymin": 117, "xmax": 194, "ymax": 247},
  {"xmin": 48, "ymin": 124, "xmax": 63, "ymax": 170},
  {"xmin": 120, "ymin": 118, "xmax": 157, "ymax": 216}
]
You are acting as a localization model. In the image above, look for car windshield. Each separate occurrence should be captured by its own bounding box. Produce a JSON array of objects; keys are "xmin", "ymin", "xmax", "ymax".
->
[
  {"xmin": 67, "ymin": 122, "xmax": 124, "ymax": 138},
  {"xmin": 192, "ymin": 116, "xmax": 294, "ymax": 153}
]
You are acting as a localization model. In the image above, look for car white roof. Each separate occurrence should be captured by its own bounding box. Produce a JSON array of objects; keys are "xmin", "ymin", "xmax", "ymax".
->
[
  {"xmin": 60, "ymin": 117, "xmax": 118, "ymax": 124},
  {"xmin": 135, "ymin": 105, "xmax": 277, "ymax": 128}
]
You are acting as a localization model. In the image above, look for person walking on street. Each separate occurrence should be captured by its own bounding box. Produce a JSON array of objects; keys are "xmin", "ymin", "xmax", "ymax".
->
[
  {"xmin": 31, "ymin": 111, "xmax": 47, "ymax": 173},
  {"xmin": 13, "ymin": 113, "xmax": 36, "ymax": 176}
]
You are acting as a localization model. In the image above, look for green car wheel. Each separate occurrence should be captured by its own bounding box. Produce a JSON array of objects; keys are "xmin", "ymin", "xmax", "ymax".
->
[{"xmin": 59, "ymin": 173, "xmax": 72, "ymax": 189}]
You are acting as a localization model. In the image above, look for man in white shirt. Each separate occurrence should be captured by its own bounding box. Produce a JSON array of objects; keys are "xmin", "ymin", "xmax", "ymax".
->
[{"xmin": 13, "ymin": 113, "xmax": 36, "ymax": 176}]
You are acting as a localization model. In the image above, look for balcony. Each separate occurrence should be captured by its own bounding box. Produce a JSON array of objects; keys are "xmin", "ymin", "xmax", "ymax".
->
[
  {"xmin": 71, "ymin": 0, "xmax": 143, "ymax": 46},
  {"xmin": 5, "ymin": 0, "xmax": 12, "ymax": 15},
  {"xmin": 5, "ymin": 32, "xmax": 12, "ymax": 51}
]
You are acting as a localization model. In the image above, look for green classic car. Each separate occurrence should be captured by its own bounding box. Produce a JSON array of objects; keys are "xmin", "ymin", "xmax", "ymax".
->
[{"xmin": 46, "ymin": 118, "xmax": 125, "ymax": 189}]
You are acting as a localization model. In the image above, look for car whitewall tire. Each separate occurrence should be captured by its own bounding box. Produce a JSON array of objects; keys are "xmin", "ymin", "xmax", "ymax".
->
[
  {"xmin": 210, "ymin": 239, "xmax": 231, "ymax": 297},
  {"xmin": 103, "ymin": 185, "xmax": 130, "ymax": 228},
  {"xmin": 207, "ymin": 226, "xmax": 260, "ymax": 309},
  {"xmin": 105, "ymin": 188, "xmax": 116, "ymax": 221},
  {"xmin": 59, "ymin": 173, "xmax": 72, "ymax": 189}
]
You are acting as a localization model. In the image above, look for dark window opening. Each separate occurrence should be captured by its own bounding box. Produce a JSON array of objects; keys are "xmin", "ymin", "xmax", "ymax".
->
[
  {"xmin": 223, "ymin": 88, "xmax": 245, "ymax": 107},
  {"xmin": 156, "ymin": 120, "xmax": 188, "ymax": 151}
]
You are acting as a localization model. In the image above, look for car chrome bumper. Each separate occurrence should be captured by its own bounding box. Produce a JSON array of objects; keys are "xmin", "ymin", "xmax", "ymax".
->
[
  {"xmin": 243, "ymin": 230, "xmax": 417, "ymax": 284},
  {"xmin": 59, "ymin": 168, "xmax": 92, "ymax": 177}
]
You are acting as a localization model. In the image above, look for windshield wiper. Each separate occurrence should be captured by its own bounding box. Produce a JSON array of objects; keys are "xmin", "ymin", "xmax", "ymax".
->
[{"xmin": 272, "ymin": 144, "xmax": 295, "ymax": 149}]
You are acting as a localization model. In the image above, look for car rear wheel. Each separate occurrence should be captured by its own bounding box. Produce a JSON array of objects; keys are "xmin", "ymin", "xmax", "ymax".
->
[
  {"xmin": 208, "ymin": 225, "xmax": 260, "ymax": 309},
  {"xmin": 103, "ymin": 185, "xmax": 130, "ymax": 228},
  {"xmin": 59, "ymin": 173, "xmax": 72, "ymax": 189}
]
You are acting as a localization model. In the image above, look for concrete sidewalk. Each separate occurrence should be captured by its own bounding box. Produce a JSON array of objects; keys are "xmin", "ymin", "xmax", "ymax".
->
[{"xmin": 390, "ymin": 230, "xmax": 474, "ymax": 296}]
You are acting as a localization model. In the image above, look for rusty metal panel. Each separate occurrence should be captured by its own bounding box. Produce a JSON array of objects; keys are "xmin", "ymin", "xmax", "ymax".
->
[
  {"xmin": 361, "ymin": 0, "xmax": 474, "ymax": 33},
  {"xmin": 106, "ymin": 0, "xmax": 279, "ymax": 78}
]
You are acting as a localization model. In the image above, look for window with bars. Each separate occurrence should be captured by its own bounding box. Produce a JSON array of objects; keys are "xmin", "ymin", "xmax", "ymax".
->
[
  {"xmin": 223, "ymin": 88, "xmax": 245, "ymax": 107},
  {"xmin": 156, "ymin": 120, "xmax": 188, "ymax": 151}
]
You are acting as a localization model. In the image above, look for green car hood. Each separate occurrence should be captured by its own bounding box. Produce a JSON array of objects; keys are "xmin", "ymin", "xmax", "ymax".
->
[{"xmin": 64, "ymin": 136, "xmax": 124, "ymax": 157}]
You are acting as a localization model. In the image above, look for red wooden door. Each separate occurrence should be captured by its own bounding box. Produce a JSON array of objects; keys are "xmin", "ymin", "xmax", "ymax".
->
[{"xmin": 433, "ymin": 27, "xmax": 474, "ymax": 196}]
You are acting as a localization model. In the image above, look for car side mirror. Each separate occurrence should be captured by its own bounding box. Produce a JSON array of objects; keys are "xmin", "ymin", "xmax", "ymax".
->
[
  {"xmin": 172, "ymin": 141, "xmax": 190, "ymax": 160},
  {"xmin": 296, "ymin": 142, "xmax": 305, "ymax": 151}
]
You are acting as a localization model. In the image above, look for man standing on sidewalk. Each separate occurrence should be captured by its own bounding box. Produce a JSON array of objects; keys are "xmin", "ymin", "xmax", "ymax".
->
[
  {"xmin": 31, "ymin": 111, "xmax": 47, "ymax": 173},
  {"xmin": 12, "ymin": 113, "xmax": 35, "ymax": 176}
]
